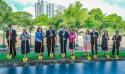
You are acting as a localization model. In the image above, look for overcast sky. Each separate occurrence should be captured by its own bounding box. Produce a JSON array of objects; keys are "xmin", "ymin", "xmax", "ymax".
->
[{"xmin": 4, "ymin": 0, "xmax": 125, "ymax": 20}]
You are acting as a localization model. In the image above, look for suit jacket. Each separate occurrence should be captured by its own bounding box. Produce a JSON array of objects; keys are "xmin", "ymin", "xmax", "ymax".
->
[
  {"xmin": 46, "ymin": 29, "xmax": 56, "ymax": 42},
  {"xmin": 90, "ymin": 32, "xmax": 98, "ymax": 44},
  {"xmin": 59, "ymin": 30, "xmax": 68, "ymax": 40},
  {"xmin": 6, "ymin": 29, "xmax": 17, "ymax": 42},
  {"xmin": 112, "ymin": 35, "xmax": 122, "ymax": 47}
]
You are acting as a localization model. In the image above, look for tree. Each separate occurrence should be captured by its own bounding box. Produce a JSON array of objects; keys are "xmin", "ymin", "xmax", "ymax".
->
[
  {"xmin": 88, "ymin": 8, "xmax": 104, "ymax": 33},
  {"xmin": 62, "ymin": 1, "xmax": 88, "ymax": 46},
  {"xmin": 105, "ymin": 13, "xmax": 122, "ymax": 30},
  {"xmin": 34, "ymin": 15, "xmax": 49, "ymax": 26},
  {"xmin": 10, "ymin": 12, "xmax": 32, "ymax": 26},
  {"xmin": 63, "ymin": 1, "xmax": 88, "ymax": 29},
  {"xmin": 85, "ymin": 8, "xmax": 105, "ymax": 45},
  {"xmin": 27, "ymin": 19, "xmax": 35, "ymax": 47},
  {"xmin": 0, "ymin": 0, "xmax": 12, "ymax": 47},
  {"xmin": 10, "ymin": 11, "xmax": 34, "ymax": 47},
  {"xmin": 49, "ymin": 13, "xmax": 64, "ymax": 29},
  {"xmin": 33, "ymin": 1, "xmax": 125, "ymax": 47}
]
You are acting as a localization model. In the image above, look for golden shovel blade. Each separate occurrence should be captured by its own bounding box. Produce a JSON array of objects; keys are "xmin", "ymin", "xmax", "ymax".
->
[
  {"xmin": 115, "ymin": 55, "xmax": 119, "ymax": 59},
  {"xmin": 87, "ymin": 56, "xmax": 91, "ymax": 61},
  {"xmin": 38, "ymin": 55, "xmax": 43, "ymax": 60},
  {"xmin": 7, "ymin": 54, "xmax": 12, "ymax": 60},
  {"xmin": 71, "ymin": 55, "xmax": 75, "ymax": 60},
  {"xmin": 23, "ymin": 57, "xmax": 28, "ymax": 63},
  {"xmin": 106, "ymin": 55, "xmax": 110, "ymax": 59},
  {"xmin": 61, "ymin": 53, "xmax": 65, "ymax": 58},
  {"xmin": 50, "ymin": 53, "xmax": 54, "ymax": 58},
  {"xmin": 94, "ymin": 55, "xmax": 97, "ymax": 59}
]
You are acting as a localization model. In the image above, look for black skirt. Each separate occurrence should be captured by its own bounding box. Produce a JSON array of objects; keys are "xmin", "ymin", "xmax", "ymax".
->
[
  {"xmin": 21, "ymin": 40, "xmax": 30, "ymax": 54},
  {"xmin": 101, "ymin": 41, "xmax": 108, "ymax": 51},
  {"xmin": 69, "ymin": 42, "xmax": 75, "ymax": 49},
  {"xmin": 101, "ymin": 46, "xmax": 108, "ymax": 51},
  {"xmin": 35, "ymin": 41, "xmax": 44, "ymax": 53}
]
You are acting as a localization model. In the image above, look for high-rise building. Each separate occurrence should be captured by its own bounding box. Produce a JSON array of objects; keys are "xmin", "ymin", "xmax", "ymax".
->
[{"xmin": 35, "ymin": 0, "xmax": 65, "ymax": 18}]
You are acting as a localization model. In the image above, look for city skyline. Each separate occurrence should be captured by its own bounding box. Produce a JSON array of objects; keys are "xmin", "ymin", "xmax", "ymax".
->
[
  {"xmin": 35, "ymin": 0, "xmax": 65, "ymax": 18},
  {"xmin": 4, "ymin": 0, "xmax": 125, "ymax": 20}
]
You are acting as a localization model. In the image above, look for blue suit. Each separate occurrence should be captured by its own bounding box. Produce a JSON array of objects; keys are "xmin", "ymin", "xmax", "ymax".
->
[
  {"xmin": 46, "ymin": 29, "xmax": 56, "ymax": 56},
  {"xmin": 90, "ymin": 32, "xmax": 98, "ymax": 55},
  {"xmin": 59, "ymin": 29, "xmax": 68, "ymax": 55}
]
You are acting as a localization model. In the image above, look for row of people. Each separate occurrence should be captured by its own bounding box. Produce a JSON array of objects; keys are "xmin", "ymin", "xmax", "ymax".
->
[
  {"xmin": 83, "ymin": 29, "xmax": 122, "ymax": 59},
  {"xmin": 6, "ymin": 24, "xmax": 122, "ymax": 59}
]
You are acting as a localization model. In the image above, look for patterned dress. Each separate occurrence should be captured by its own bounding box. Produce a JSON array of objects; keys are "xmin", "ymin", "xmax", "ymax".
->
[{"xmin": 83, "ymin": 34, "xmax": 91, "ymax": 52}]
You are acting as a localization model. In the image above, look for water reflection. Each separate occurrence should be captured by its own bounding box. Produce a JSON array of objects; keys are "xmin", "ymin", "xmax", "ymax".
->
[
  {"xmin": 110, "ymin": 61, "xmax": 118, "ymax": 74},
  {"xmin": 58, "ymin": 64, "xmax": 69, "ymax": 74},
  {"xmin": 0, "ymin": 61, "xmax": 125, "ymax": 74},
  {"xmin": 35, "ymin": 66, "xmax": 43, "ymax": 74},
  {"xmin": 7, "ymin": 67, "xmax": 17, "ymax": 74}
]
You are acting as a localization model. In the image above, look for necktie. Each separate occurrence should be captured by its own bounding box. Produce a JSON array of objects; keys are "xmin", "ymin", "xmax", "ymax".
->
[
  {"xmin": 63, "ymin": 30, "xmax": 65, "ymax": 35},
  {"xmin": 9, "ymin": 30, "xmax": 12, "ymax": 37},
  {"xmin": 50, "ymin": 30, "xmax": 52, "ymax": 36}
]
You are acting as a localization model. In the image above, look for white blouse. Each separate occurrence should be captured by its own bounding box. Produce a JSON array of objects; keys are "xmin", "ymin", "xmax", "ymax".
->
[{"xmin": 83, "ymin": 34, "xmax": 91, "ymax": 44}]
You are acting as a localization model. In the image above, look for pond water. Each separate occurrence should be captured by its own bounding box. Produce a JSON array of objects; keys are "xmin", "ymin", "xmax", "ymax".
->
[{"xmin": 0, "ymin": 61, "xmax": 125, "ymax": 74}]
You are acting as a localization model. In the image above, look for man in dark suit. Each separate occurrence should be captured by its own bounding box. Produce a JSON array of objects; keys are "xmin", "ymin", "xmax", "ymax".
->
[
  {"xmin": 59, "ymin": 27, "xmax": 68, "ymax": 56},
  {"xmin": 112, "ymin": 30, "xmax": 122, "ymax": 56},
  {"xmin": 90, "ymin": 28, "xmax": 98, "ymax": 55},
  {"xmin": 6, "ymin": 24, "xmax": 17, "ymax": 58},
  {"xmin": 46, "ymin": 26, "xmax": 56, "ymax": 56}
]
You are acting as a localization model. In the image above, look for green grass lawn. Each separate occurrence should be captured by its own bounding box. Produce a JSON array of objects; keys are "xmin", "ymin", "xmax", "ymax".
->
[{"xmin": 1, "ymin": 50, "xmax": 125, "ymax": 61}]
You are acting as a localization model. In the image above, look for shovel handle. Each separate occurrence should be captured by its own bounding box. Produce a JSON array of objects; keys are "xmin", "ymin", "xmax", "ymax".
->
[
  {"xmin": 93, "ymin": 37, "xmax": 96, "ymax": 55},
  {"xmin": 39, "ymin": 40, "xmax": 43, "ymax": 55},
  {"xmin": 50, "ymin": 36, "xmax": 53, "ymax": 54},
  {"xmin": 63, "ymin": 35, "xmax": 65, "ymax": 54},
  {"xmin": 24, "ymin": 39, "xmax": 27, "ymax": 57}
]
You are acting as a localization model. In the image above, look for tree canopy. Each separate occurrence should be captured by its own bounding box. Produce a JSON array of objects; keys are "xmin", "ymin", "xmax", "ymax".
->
[
  {"xmin": 34, "ymin": 1, "xmax": 125, "ymax": 32},
  {"xmin": 1, "ymin": 0, "xmax": 125, "ymax": 31}
]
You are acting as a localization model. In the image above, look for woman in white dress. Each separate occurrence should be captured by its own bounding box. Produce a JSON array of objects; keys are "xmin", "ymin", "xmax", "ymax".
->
[{"xmin": 83, "ymin": 29, "xmax": 91, "ymax": 60}]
